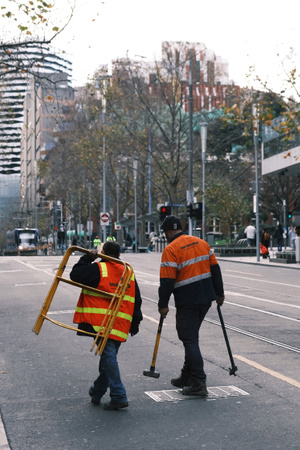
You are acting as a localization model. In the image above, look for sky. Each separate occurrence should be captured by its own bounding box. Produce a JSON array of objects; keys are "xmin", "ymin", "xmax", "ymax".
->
[{"xmin": 4, "ymin": 0, "xmax": 300, "ymax": 93}]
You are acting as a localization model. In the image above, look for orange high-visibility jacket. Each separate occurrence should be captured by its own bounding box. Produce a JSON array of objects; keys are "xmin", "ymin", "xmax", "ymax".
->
[
  {"xmin": 73, "ymin": 261, "xmax": 135, "ymax": 342},
  {"xmin": 159, "ymin": 233, "xmax": 222, "ymax": 307}
]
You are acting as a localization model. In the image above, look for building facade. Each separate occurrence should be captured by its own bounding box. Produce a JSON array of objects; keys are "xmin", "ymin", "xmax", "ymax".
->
[
  {"xmin": 20, "ymin": 72, "xmax": 74, "ymax": 226},
  {"xmin": 0, "ymin": 42, "xmax": 72, "ymax": 228}
]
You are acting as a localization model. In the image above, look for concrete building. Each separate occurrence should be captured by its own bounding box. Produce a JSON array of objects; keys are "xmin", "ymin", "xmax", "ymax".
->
[
  {"xmin": 20, "ymin": 72, "xmax": 75, "ymax": 226},
  {"xmin": 0, "ymin": 42, "xmax": 72, "ymax": 228}
]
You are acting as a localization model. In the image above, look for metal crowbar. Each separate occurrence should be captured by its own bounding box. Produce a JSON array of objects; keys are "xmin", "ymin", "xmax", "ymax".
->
[{"xmin": 217, "ymin": 305, "xmax": 238, "ymax": 376}]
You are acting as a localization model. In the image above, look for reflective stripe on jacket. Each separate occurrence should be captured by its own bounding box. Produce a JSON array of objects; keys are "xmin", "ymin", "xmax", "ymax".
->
[
  {"xmin": 160, "ymin": 234, "xmax": 220, "ymax": 307},
  {"xmin": 73, "ymin": 261, "xmax": 135, "ymax": 341}
]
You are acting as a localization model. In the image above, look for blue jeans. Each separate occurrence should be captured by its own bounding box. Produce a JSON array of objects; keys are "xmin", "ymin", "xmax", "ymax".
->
[
  {"xmin": 176, "ymin": 304, "xmax": 211, "ymax": 380},
  {"xmin": 91, "ymin": 338, "xmax": 127, "ymax": 403}
]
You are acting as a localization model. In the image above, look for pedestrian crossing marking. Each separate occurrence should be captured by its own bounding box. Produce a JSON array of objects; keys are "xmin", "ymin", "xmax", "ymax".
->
[{"xmin": 145, "ymin": 386, "xmax": 249, "ymax": 402}]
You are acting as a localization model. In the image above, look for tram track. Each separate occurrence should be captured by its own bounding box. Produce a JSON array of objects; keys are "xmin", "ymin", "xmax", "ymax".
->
[{"xmin": 142, "ymin": 295, "xmax": 300, "ymax": 355}]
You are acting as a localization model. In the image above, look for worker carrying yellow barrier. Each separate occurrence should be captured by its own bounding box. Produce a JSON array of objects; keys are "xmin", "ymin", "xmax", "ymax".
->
[{"xmin": 32, "ymin": 243, "xmax": 143, "ymax": 410}]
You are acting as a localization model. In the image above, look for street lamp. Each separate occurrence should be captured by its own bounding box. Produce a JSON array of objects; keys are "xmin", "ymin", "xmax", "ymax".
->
[
  {"xmin": 200, "ymin": 122, "xmax": 208, "ymax": 241},
  {"xmin": 252, "ymin": 104, "xmax": 260, "ymax": 262}
]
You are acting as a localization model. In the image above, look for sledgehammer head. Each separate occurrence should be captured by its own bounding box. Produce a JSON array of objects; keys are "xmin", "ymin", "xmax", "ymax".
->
[{"xmin": 143, "ymin": 367, "xmax": 160, "ymax": 378}]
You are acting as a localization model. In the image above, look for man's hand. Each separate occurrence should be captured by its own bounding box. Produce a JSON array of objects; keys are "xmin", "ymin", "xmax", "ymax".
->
[
  {"xmin": 216, "ymin": 294, "xmax": 225, "ymax": 306},
  {"xmin": 130, "ymin": 321, "xmax": 139, "ymax": 336},
  {"xmin": 158, "ymin": 307, "xmax": 169, "ymax": 319},
  {"xmin": 88, "ymin": 249, "xmax": 99, "ymax": 261}
]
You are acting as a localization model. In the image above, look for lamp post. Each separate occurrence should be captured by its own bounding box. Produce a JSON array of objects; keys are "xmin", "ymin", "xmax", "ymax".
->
[
  {"xmin": 188, "ymin": 50, "xmax": 194, "ymax": 236},
  {"xmin": 253, "ymin": 104, "xmax": 260, "ymax": 262},
  {"xmin": 200, "ymin": 122, "xmax": 208, "ymax": 241},
  {"xmin": 102, "ymin": 85, "xmax": 107, "ymax": 242}
]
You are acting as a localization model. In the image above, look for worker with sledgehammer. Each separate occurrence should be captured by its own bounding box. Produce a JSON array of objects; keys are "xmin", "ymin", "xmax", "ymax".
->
[{"xmin": 158, "ymin": 215, "xmax": 225, "ymax": 396}]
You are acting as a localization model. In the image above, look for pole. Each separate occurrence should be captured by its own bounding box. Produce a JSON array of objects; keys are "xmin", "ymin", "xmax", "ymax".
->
[
  {"xmin": 148, "ymin": 130, "xmax": 152, "ymax": 234},
  {"xmin": 253, "ymin": 105, "xmax": 260, "ymax": 262},
  {"xmin": 188, "ymin": 50, "xmax": 193, "ymax": 236},
  {"xmin": 116, "ymin": 168, "xmax": 120, "ymax": 243},
  {"xmin": 283, "ymin": 199, "xmax": 286, "ymax": 250},
  {"xmin": 102, "ymin": 83, "xmax": 107, "ymax": 242},
  {"xmin": 133, "ymin": 159, "xmax": 138, "ymax": 253},
  {"xmin": 200, "ymin": 123, "xmax": 207, "ymax": 241},
  {"xmin": 34, "ymin": 81, "xmax": 38, "ymax": 230},
  {"xmin": 88, "ymin": 183, "xmax": 91, "ymax": 250}
]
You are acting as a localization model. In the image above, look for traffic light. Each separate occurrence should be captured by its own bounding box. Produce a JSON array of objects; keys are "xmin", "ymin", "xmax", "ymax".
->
[
  {"xmin": 288, "ymin": 211, "xmax": 292, "ymax": 220},
  {"xmin": 193, "ymin": 202, "xmax": 202, "ymax": 220},
  {"xmin": 159, "ymin": 205, "xmax": 171, "ymax": 221},
  {"xmin": 186, "ymin": 204, "xmax": 194, "ymax": 218}
]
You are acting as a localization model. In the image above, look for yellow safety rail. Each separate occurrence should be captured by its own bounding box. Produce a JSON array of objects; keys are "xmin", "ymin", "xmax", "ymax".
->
[{"xmin": 32, "ymin": 246, "xmax": 133, "ymax": 356}]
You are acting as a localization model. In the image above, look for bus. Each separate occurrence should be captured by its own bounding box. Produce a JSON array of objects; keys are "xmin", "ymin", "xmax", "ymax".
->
[{"xmin": 6, "ymin": 228, "xmax": 39, "ymax": 255}]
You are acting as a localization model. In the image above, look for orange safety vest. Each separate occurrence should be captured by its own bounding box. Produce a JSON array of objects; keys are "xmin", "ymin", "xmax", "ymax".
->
[
  {"xmin": 73, "ymin": 261, "xmax": 135, "ymax": 342},
  {"xmin": 160, "ymin": 234, "xmax": 218, "ymax": 289}
]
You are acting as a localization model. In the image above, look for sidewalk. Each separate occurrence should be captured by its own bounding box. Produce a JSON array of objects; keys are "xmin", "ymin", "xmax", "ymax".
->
[{"xmin": 217, "ymin": 255, "xmax": 300, "ymax": 269}]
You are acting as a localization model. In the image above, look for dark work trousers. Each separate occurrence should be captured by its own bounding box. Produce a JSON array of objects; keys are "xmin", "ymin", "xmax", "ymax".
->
[{"xmin": 176, "ymin": 303, "xmax": 211, "ymax": 380}]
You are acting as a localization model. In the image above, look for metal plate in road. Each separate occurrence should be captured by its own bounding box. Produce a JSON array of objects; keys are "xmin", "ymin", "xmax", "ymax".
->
[{"xmin": 145, "ymin": 386, "xmax": 249, "ymax": 402}]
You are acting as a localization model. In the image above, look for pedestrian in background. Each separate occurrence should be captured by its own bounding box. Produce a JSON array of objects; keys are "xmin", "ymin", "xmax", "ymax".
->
[
  {"xmin": 274, "ymin": 224, "xmax": 284, "ymax": 252},
  {"xmin": 93, "ymin": 235, "xmax": 101, "ymax": 250},
  {"xmin": 70, "ymin": 242, "xmax": 143, "ymax": 410},
  {"xmin": 288, "ymin": 227, "xmax": 296, "ymax": 250},
  {"xmin": 261, "ymin": 228, "xmax": 270, "ymax": 250},
  {"xmin": 244, "ymin": 223, "xmax": 256, "ymax": 247},
  {"xmin": 158, "ymin": 215, "xmax": 225, "ymax": 397}
]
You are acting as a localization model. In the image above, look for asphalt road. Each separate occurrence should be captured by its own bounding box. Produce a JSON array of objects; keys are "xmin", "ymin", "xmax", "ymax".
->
[{"xmin": 0, "ymin": 252, "xmax": 299, "ymax": 449}]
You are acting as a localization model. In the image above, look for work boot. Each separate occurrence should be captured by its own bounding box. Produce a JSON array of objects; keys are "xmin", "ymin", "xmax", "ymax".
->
[
  {"xmin": 89, "ymin": 386, "xmax": 101, "ymax": 405},
  {"xmin": 171, "ymin": 370, "xmax": 191, "ymax": 388},
  {"xmin": 103, "ymin": 400, "xmax": 129, "ymax": 411},
  {"xmin": 182, "ymin": 378, "xmax": 208, "ymax": 396}
]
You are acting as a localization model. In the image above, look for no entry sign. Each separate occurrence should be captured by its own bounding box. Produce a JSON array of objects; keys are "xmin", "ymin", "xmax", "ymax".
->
[{"xmin": 100, "ymin": 212, "xmax": 109, "ymax": 226}]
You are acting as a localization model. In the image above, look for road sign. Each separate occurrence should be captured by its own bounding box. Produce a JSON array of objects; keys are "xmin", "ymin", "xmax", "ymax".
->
[
  {"xmin": 100, "ymin": 212, "xmax": 109, "ymax": 226},
  {"xmin": 115, "ymin": 222, "xmax": 121, "ymax": 230}
]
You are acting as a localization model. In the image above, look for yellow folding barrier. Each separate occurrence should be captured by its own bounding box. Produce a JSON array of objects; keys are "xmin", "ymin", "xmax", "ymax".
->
[{"xmin": 32, "ymin": 246, "xmax": 133, "ymax": 356}]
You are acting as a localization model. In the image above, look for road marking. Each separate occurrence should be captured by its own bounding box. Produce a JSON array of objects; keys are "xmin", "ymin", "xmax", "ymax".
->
[
  {"xmin": 224, "ymin": 274, "xmax": 300, "ymax": 289},
  {"xmin": 226, "ymin": 290, "xmax": 300, "ymax": 309},
  {"xmin": 225, "ymin": 301, "xmax": 300, "ymax": 322},
  {"xmin": 13, "ymin": 258, "xmax": 54, "ymax": 276},
  {"xmin": 143, "ymin": 314, "xmax": 160, "ymax": 324},
  {"xmin": 134, "ymin": 270, "xmax": 158, "ymax": 278},
  {"xmin": 234, "ymin": 355, "xmax": 300, "ymax": 389},
  {"xmin": 0, "ymin": 270, "xmax": 23, "ymax": 273},
  {"xmin": 0, "ymin": 412, "xmax": 10, "ymax": 450},
  {"xmin": 15, "ymin": 282, "xmax": 47, "ymax": 287},
  {"xmin": 48, "ymin": 310, "xmax": 74, "ymax": 315},
  {"xmin": 225, "ymin": 269, "xmax": 262, "ymax": 277},
  {"xmin": 145, "ymin": 386, "xmax": 249, "ymax": 402}
]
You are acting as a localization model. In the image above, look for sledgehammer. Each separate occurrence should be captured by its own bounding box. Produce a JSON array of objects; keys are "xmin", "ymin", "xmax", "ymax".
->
[{"xmin": 143, "ymin": 315, "xmax": 164, "ymax": 378}]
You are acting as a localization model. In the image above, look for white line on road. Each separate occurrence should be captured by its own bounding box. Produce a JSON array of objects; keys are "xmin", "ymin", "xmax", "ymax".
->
[
  {"xmin": 225, "ymin": 301, "xmax": 300, "ymax": 322},
  {"xmin": 0, "ymin": 412, "xmax": 10, "ymax": 450},
  {"xmin": 12, "ymin": 258, "xmax": 54, "ymax": 276},
  {"xmin": 15, "ymin": 282, "xmax": 47, "ymax": 287},
  {"xmin": 225, "ymin": 269, "xmax": 262, "ymax": 277},
  {"xmin": 234, "ymin": 355, "xmax": 300, "ymax": 388},
  {"xmin": 224, "ymin": 274, "xmax": 300, "ymax": 289},
  {"xmin": 0, "ymin": 270, "xmax": 23, "ymax": 273},
  {"xmin": 226, "ymin": 290, "xmax": 300, "ymax": 309}
]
